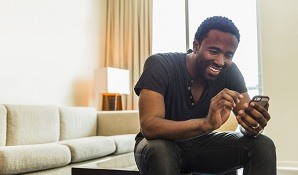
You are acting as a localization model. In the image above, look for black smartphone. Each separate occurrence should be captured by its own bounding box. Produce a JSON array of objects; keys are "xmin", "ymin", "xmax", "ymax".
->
[{"xmin": 250, "ymin": 95, "xmax": 270, "ymax": 107}]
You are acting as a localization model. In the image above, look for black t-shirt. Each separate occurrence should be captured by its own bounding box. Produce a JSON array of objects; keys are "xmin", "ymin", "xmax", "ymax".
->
[{"xmin": 134, "ymin": 52, "xmax": 247, "ymax": 139}]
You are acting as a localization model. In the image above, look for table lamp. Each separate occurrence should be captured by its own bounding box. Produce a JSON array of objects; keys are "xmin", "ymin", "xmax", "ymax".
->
[{"xmin": 94, "ymin": 67, "xmax": 130, "ymax": 111}]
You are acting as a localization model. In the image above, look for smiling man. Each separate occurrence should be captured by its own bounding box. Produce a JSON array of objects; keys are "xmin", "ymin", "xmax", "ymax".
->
[{"xmin": 134, "ymin": 16, "xmax": 276, "ymax": 175}]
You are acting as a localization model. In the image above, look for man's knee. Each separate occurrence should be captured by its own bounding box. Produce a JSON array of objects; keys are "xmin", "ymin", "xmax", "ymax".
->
[
  {"xmin": 135, "ymin": 138, "xmax": 181, "ymax": 175},
  {"xmin": 253, "ymin": 134, "xmax": 276, "ymax": 159},
  {"xmin": 144, "ymin": 139, "xmax": 179, "ymax": 157},
  {"xmin": 256, "ymin": 135, "xmax": 276, "ymax": 151}
]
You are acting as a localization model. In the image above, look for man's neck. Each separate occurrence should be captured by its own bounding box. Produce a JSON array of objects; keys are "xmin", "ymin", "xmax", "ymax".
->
[{"xmin": 186, "ymin": 53, "xmax": 206, "ymax": 86}]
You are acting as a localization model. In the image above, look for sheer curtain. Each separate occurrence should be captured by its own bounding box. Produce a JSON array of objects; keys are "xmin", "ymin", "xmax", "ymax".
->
[
  {"xmin": 188, "ymin": 0, "xmax": 260, "ymax": 97},
  {"xmin": 100, "ymin": 0, "xmax": 152, "ymax": 110}
]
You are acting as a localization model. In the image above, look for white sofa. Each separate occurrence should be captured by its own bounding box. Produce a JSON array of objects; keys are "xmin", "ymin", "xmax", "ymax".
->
[{"xmin": 0, "ymin": 104, "xmax": 140, "ymax": 175}]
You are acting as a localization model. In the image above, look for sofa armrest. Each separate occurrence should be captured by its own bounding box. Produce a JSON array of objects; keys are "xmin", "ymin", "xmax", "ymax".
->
[
  {"xmin": 97, "ymin": 110, "xmax": 140, "ymax": 136},
  {"xmin": 96, "ymin": 110, "xmax": 237, "ymax": 136}
]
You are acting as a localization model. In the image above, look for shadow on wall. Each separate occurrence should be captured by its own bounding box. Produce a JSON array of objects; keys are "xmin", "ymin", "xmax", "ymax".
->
[{"xmin": 72, "ymin": 79, "xmax": 95, "ymax": 107}]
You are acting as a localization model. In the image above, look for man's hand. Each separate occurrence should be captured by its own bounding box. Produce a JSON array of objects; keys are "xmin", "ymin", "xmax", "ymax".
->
[
  {"xmin": 206, "ymin": 88, "xmax": 243, "ymax": 130},
  {"xmin": 236, "ymin": 101, "xmax": 271, "ymax": 137}
]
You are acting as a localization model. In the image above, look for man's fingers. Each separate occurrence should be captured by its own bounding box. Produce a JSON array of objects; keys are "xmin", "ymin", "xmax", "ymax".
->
[
  {"xmin": 250, "ymin": 102, "xmax": 271, "ymax": 121},
  {"xmin": 216, "ymin": 99, "xmax": 234, "ymax": 111},
  {"xmin": 237, "ymin": 111, "xmax": 264, "ymax": 135},
  {"xmin": 246, "ymin": 103, "xmax": 270, "ymax": 128},
  {"xmin": 215, "ymin": 88, "xmax": 243, "ymax": 108}
]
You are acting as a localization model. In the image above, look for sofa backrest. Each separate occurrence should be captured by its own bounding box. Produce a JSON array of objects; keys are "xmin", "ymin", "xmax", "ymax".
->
[
  {"xmin": 59, "ymin": 106, "xmax": 97, "ymax": 141},
  {"xmin": 97, "ymin": 110, "xmax": 140, "ymax": 136},
  {"xmin": 5, "ymin": 104, "xmax": 60, "ymax": 146},
  {"xmin": 0, "ymin": 105, "xmax": 7, "ymax": 146}
]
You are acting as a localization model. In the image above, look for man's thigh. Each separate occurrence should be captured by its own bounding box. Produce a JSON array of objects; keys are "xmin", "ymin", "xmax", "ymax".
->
[
  {"xmin": 135, "ymin": 138, "xmax": 181, "ymax": 175},
  {"xmin": 177, "ymin": 132, "xmax": 246, "ymax": 174}
]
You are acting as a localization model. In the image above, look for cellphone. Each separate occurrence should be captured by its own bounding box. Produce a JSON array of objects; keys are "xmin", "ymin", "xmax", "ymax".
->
[{"xmin": 250, "ymin": 95, "xmax": 270, "ymax": 107}]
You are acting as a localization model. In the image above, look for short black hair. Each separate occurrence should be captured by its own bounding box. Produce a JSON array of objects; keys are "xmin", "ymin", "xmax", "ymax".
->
[{"xmin": 194, "ymin": 16, "xmax": 240, "ymax": 44}]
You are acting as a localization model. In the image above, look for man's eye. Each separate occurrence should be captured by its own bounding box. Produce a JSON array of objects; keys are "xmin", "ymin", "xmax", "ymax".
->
[
  {"xmin": 225, "ymin": 53, "xmax": 233, "ymax": 59},
  {"xmin": 209, "ymin": 50, "xmax": 218, "ymax": 55}
]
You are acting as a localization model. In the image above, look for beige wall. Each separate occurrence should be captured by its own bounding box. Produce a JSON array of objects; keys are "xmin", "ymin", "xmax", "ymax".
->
[
  {"xmin": 259, "ymin": 0, "xmax": 298, "ymax": 163},
  {"xmin": 0, "ymin": 0, "xmax": 103, "ymax": 107}
]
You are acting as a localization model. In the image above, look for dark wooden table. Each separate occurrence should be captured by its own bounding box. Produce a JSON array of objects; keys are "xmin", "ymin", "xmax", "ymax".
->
[
  {"xmin": 72, "ymin": 153, "xmax": 140, "ymax": 175},
  {"xmin": 72, "ymin": 168, "xmax": 140, "ymax": 175}
]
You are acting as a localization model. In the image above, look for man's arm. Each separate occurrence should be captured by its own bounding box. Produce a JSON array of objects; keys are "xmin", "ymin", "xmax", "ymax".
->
[
  {"xmin": 139, "ymin": 88, "xmax": 242, "ymax": 140},
  {"xmin": 139, "ymin": 89, "xmax": 211, "ymax": 140}
]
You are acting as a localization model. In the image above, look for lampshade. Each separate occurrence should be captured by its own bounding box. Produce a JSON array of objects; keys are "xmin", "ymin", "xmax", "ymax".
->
[
  {"xmin": 94, "ymin": 67, "xmax": 130, "ymax": 111},
  {"xmin": 94, "ymin": 67, "xmax": 130, "ymax": 95}
]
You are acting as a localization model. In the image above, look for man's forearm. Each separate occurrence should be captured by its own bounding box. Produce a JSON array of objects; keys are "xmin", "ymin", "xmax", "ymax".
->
[{"xmin": 141, "ymin": 117, "xmax": 213, "ymax": 140}]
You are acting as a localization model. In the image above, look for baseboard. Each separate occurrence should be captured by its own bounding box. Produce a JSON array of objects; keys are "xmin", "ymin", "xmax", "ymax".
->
[
  {"xmin": 236, "ymin": 161, "xmax": 298, "ymax": 175},
  {"xmin": 277, "ymin": 161, "xmax": 298, "ymax": 175}
]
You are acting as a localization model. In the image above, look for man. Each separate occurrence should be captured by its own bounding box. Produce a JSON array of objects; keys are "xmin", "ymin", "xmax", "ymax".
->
[{"xmin": 134, "ymin": 16, "xmax": 276, "ymax": 175}]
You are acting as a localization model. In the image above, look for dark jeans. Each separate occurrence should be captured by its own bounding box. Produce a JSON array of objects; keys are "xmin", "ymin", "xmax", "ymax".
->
[{"xmin": 134, "ymin": 132, "xmax": 276, "ymax": 175}]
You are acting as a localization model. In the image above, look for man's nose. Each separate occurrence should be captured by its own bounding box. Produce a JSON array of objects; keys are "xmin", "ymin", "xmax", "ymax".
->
[{"xmin": 214, "ymin": 54, "xmax": 225, "ymax": 66}]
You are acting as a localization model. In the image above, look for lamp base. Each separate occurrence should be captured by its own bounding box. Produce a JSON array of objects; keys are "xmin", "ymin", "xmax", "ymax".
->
[{"xmin": 102, "ymin": 93, "xmax": 123, "ymax": 111}]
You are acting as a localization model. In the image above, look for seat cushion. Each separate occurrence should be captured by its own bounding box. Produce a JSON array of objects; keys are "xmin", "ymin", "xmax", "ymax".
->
[
  {"xmin": 0, "ymin": 105, "xmax": 7, "ymax": 146},
  {"xmin": 107, "ymin": 134, "xmax": 136, "ymax": 154},
  {"xmin": 5, "ymin": 104, "xmax": 60, "ymax": 145},
  {"xmin": 59, "ymin": 136, "xmax": 116, "ymax": 163},
  {"xmin": 0, "ymin": 144, "xmax": 71, "ymax": 175},
  {"xmin": 59, "ymin": 106, "xmax": 97, "ymax": 140}
]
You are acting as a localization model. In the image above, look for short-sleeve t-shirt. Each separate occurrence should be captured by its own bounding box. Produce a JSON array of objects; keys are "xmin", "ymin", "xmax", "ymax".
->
[{"xmin": 134, "ymin": 52, "xmax": 247, "ymax": 139}]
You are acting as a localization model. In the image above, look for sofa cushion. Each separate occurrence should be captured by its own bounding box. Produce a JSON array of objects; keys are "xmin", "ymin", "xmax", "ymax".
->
[
  {"xmin": 107, "ymin": 134, "xmax": 135, "ymax": 154},
  {"xmin": 59, "ymin": 106, "xmax": 97, "ymax": 140},
  {"xmin": 0, "ymin": 144, "xmax": 71, "ymax": 175},
  {"xmin": 5, "ymin": 104, "xmax": 60, "ymax": 146},
  {"xmin": 0, "ymin": 105, "xmax": 7, "ymax": 146},
  {"xmin": 59, "ymin": 136, "xmax": 116, "ymax": 163}
]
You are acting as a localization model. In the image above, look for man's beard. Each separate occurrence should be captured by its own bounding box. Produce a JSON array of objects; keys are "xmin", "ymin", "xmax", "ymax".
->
[{"xmin": 195, "ymin": 59, "xmax": 228, "ymax": 81}]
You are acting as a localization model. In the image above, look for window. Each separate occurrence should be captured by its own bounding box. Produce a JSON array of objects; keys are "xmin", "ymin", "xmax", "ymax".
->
[{"xmin": 153, "ymin": 0, "xmax": 261, "ymax": 96}]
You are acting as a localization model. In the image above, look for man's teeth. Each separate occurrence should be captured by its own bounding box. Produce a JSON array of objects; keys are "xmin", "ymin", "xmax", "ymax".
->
[{"xmin": 209, "ymin": 66, "xmax": 222, "ymax": 72}]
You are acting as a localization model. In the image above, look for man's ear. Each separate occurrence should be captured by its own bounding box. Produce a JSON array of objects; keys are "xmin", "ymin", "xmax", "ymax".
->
[{"xmin": 193, "ymin": 40, "xmax": 200, "ymax": 53}]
